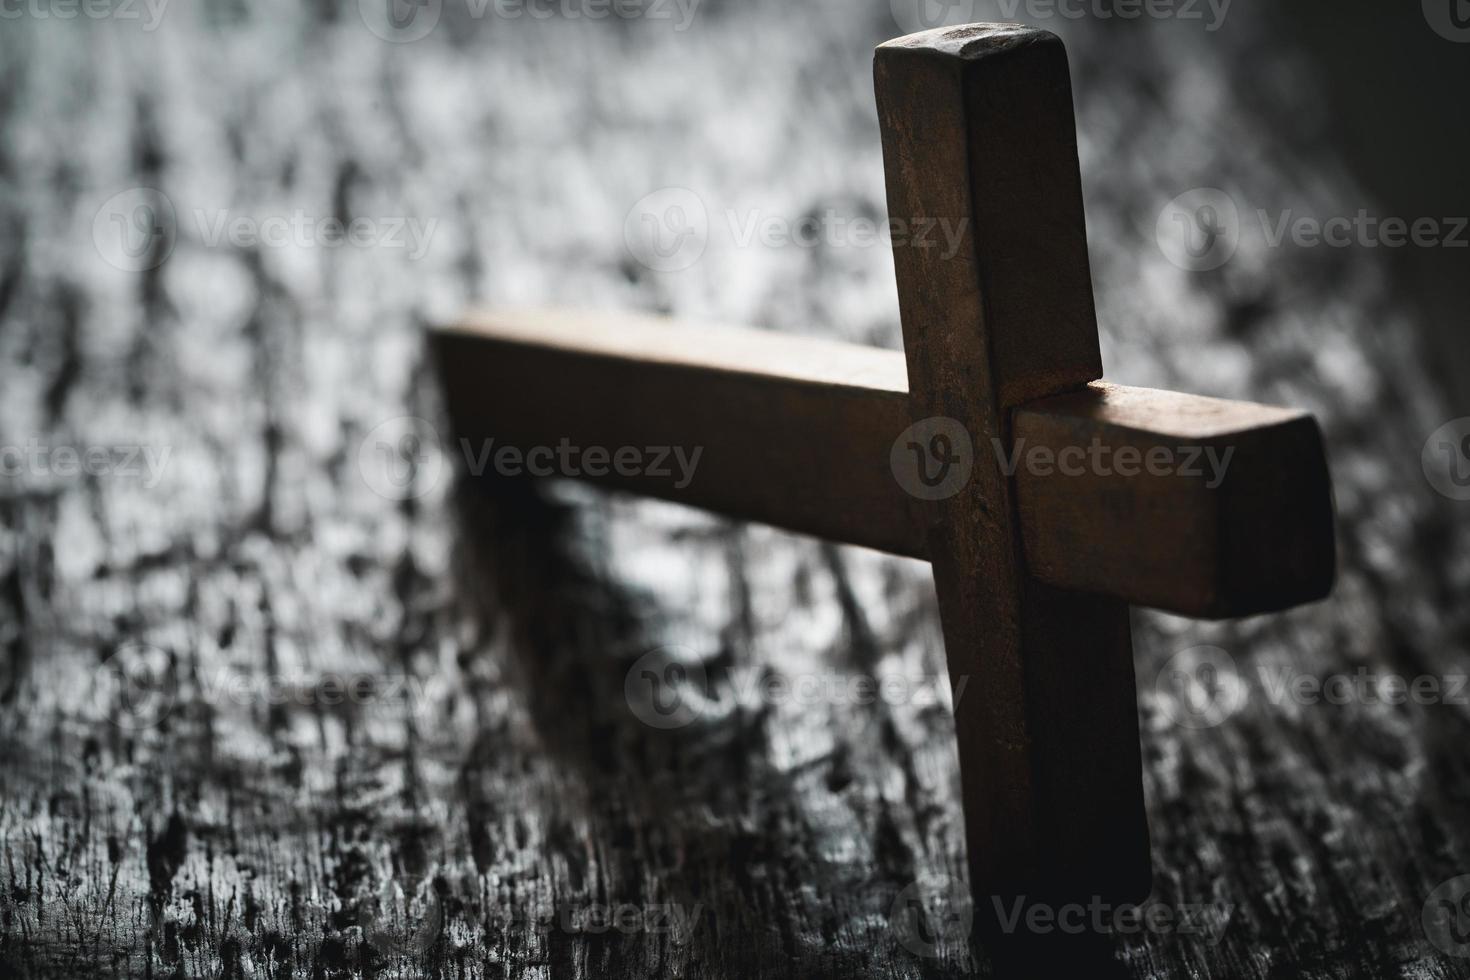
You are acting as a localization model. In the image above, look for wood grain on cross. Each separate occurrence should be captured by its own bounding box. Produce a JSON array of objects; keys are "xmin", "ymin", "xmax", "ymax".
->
[{"xmin": 433, "ymin": 24, "xmax": 1335, "ymax": 912}]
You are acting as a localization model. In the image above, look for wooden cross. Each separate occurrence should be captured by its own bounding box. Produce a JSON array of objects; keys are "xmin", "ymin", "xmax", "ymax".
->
[{"xmin": 432, "ymin": 24, "xmax": 1335, "ymax": 914}]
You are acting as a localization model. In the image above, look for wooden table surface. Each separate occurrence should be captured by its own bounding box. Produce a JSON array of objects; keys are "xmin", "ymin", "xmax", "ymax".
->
[{"xmin": 1, "ymin": 4, "xmax": 1467, "ymax": 978}]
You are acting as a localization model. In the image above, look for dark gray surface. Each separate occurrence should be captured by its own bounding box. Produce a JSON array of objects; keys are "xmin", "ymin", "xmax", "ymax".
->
[{"xmin": 1, "ymin": 1, "xmax": 1467, "ymax": 976}]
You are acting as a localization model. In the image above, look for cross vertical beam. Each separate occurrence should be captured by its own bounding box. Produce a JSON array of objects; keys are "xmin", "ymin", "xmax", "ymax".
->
[{"xmin": 875, "ymin": 26, "xmax": 1150, "ymax": 907}]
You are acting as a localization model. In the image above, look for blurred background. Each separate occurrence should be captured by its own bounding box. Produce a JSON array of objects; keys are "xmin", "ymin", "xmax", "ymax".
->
[{"xmin": 1, "ymin": 0, "xmax": 1467, "ymax": 976}]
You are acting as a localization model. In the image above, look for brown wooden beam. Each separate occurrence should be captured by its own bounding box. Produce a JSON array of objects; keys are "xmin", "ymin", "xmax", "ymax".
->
[{"xmin": 434, "ymin": 309, "xmax": 1335, "ymax": 621}]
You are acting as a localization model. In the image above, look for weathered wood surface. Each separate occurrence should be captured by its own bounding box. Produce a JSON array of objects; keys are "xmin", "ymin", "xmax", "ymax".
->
[{"xmin": 1, "ymin": 4, "xmax": 1468, "ymax": 978}]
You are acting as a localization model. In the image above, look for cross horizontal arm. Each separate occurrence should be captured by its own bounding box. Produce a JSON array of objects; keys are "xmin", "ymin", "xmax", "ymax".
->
[{"xmin": 432, "ymin": 309, "xmax": 1335, "ymax": 619}]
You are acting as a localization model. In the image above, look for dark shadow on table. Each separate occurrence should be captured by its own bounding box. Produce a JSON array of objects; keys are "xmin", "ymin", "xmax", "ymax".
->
[{"xmin": 448, "ymin": 469, "xmax": 1146, "ymax": 979}]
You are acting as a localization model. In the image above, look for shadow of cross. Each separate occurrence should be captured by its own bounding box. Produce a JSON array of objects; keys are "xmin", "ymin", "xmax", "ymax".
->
[{"xmin": 432, "ymin": 24, "xmax": 1335, "ymax": 927}]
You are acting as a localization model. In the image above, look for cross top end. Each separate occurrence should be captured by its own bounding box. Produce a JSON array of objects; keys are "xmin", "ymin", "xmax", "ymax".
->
[{"xmin": 877, "ymin": 21, "xmax": 1052, "ymax": 59}]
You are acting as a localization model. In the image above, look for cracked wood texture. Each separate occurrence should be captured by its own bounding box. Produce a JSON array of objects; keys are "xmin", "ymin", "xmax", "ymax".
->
[{"xmin": 1, "ymin": 4, "xmax": 1467, "ymax": 979}]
